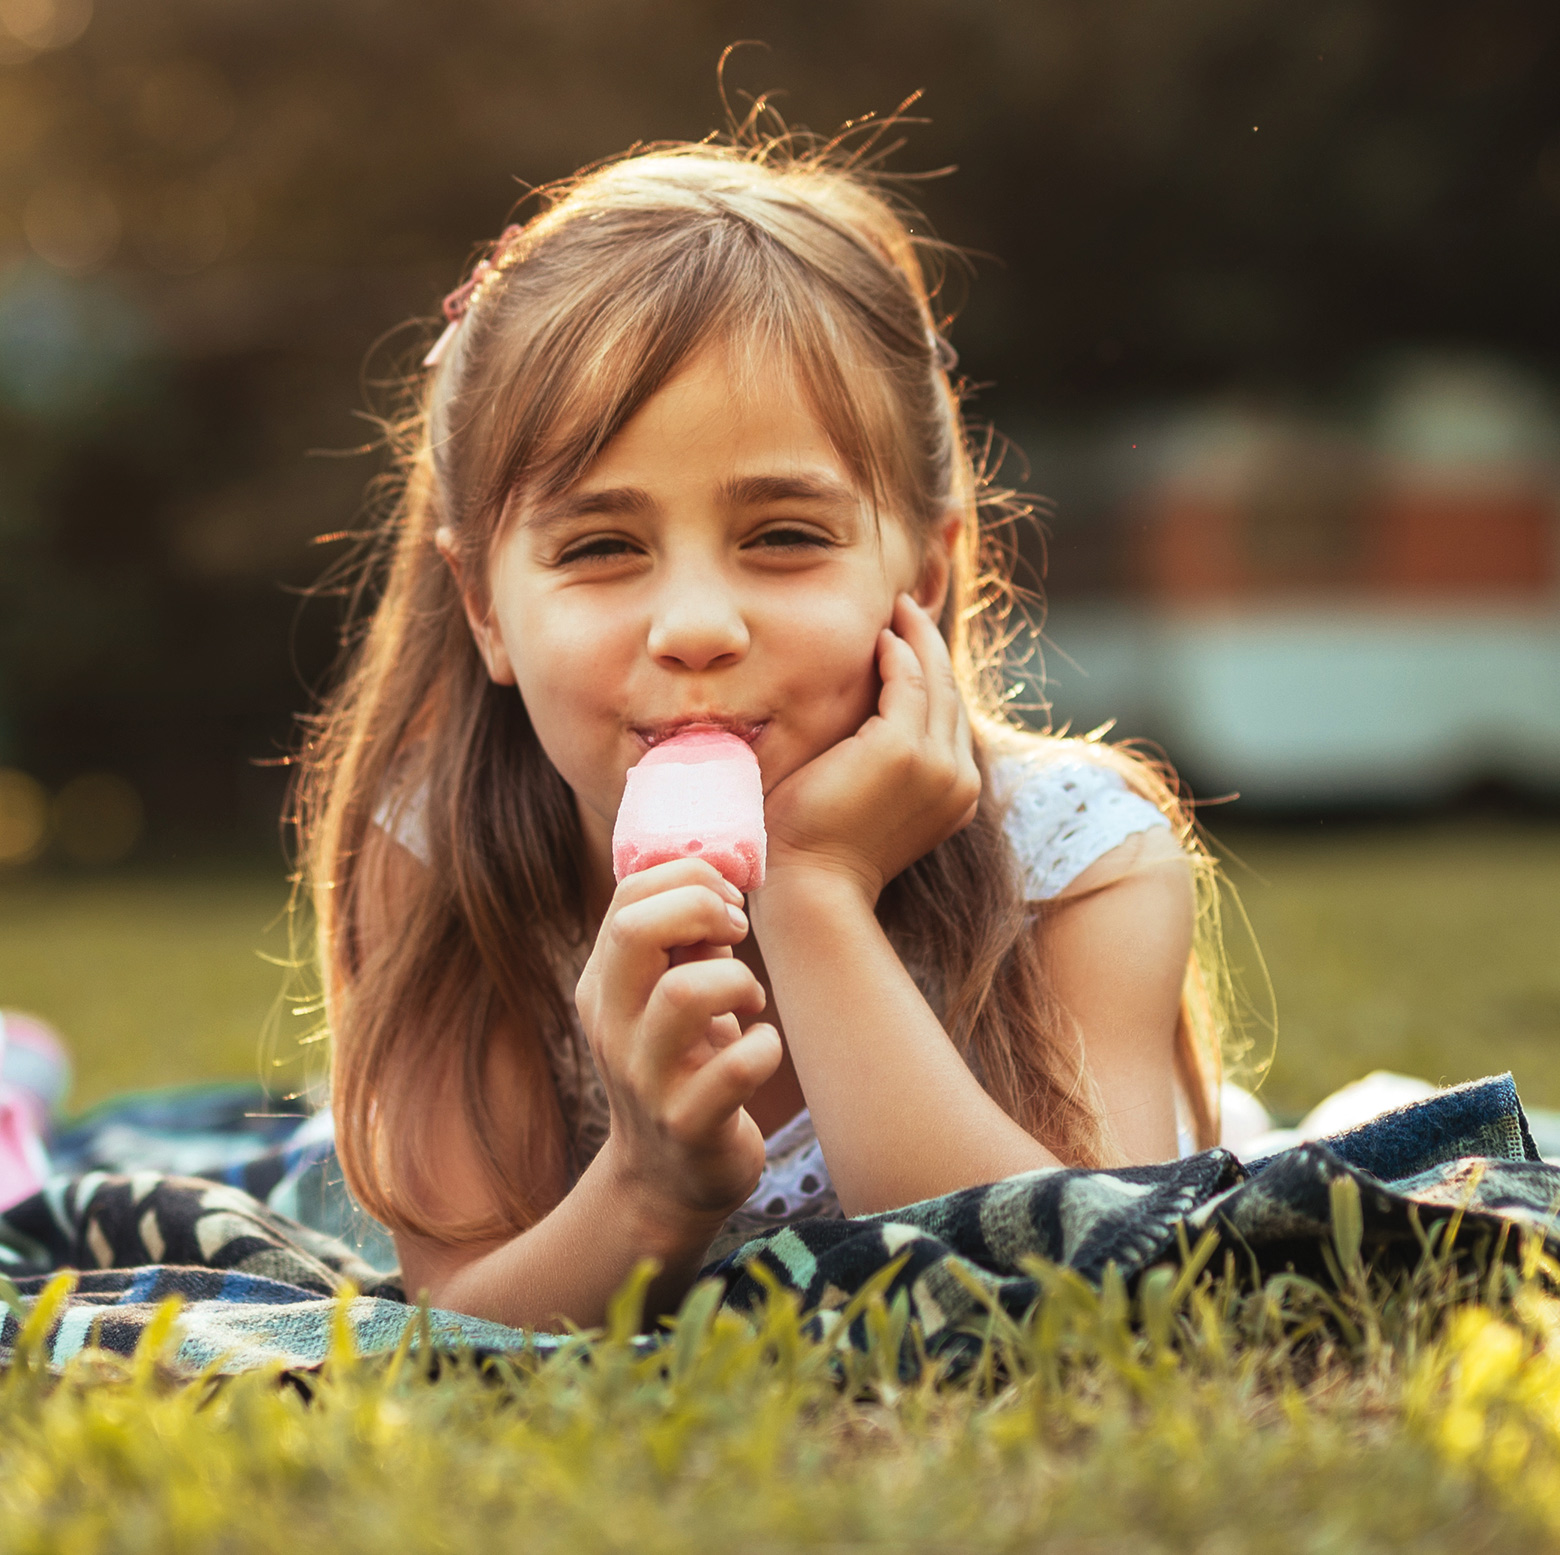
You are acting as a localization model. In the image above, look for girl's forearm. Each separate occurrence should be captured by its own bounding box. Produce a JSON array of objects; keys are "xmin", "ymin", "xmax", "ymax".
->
[
  {"xmin": 397, "ymin": 1142, "xmax": 725, "ymax": 1332},
  {"xmin": 750, "ymin": 869, "xmax": 1059, "ymax": 1215}
]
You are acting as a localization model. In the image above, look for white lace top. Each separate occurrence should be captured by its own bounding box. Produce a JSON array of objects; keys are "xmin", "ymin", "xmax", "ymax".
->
[{"xmin": 375, "ymin": 744, "xmax": 1173, "ymax": 1260}]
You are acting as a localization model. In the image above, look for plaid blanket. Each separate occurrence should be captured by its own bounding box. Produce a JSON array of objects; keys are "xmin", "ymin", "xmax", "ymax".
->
[{"xmin": 1, "ymin": 1074, "xmax": 1555, "ymax": 1378}]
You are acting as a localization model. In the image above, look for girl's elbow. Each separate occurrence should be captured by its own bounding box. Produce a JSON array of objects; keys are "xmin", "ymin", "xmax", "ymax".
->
[{"xmin": 392, "ymin": 1230, "xmax": 480, "ymax": 1311}]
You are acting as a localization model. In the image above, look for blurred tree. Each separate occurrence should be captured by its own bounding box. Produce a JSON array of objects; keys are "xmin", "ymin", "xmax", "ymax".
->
[{"xmin": 0, "ymin": 0, "xmax": 1556, "ymax": 848}]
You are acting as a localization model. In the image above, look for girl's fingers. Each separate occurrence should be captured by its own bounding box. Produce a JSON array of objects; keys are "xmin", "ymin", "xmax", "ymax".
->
[
  {"xmin": 608, "ymin": 882, "xmax": 748, "ymax": 971},
  {"xmin": 877, "ymin": 598, "xmax": 978, "ymax": 813},
  {"xmin": 705, "ymin": 1010, "xmax": 745, "ymax": 1049},
  {"xmin": 581, "ymin": 879, "xmax": 747, "ymax": 1032},
  {"xmin": 666, "ymin": 1023, "xmax": 783, "ymax": 1139},
  {"xmin": 894, "ymin": 593, "xmax": 964, "ymax": 747},
  {"xmin": 952, "ymin": 670, "xmax": 978, "ymax": 817},
  {"xmin": 873, "ymin": 625, "xmax": 930, "ymax": 734},
  {"xmin": 610, "ymin": 855, "xmax": 744, "ymax": 910},
  {"xmin": 638, "ymin": 957, "xmax": 767, "ymax": 1077}
]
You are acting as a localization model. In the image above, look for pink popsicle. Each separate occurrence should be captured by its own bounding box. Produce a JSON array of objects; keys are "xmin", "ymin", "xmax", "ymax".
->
[{"xmin": 612, "ymin": 729, "xmax": 766, "ymax": 892}]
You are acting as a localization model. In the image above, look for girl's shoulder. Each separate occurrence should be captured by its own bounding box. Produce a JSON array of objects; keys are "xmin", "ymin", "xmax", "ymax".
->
[{"xmin": 982, "ymin": 727, "xmax": 1176, "ymax": 902}]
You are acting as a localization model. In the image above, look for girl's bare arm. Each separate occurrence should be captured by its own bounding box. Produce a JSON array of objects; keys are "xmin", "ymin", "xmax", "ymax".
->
[
  {"xmin": 752, "ymin": 871, "xmax": 1058, "ymax": 1216},
  {"xmin": 373, "ymin": 846, "xmax": 777, "ymax": 1330},
  {"xmin": 363, "ymin": 953, "xmax": 724, "ymax": 1329},
  {"xmin": 347, "ymin": 832, "xmax": 670, "ymax": 1327},
  {"xmin": 1039, "ymin": 825, "xmax": 1193, "ymax": 1164},
  {"xmin": 751, "ymin": 594, "xmax": 1192, "ymax": 1213},
  {"xmin": 393, "ymin": 1099, "xmax": 731, "ymax": 1332},
  {"xmin": 752, "ymin": 830, "xmax": 1191, "ymax": 1214}
]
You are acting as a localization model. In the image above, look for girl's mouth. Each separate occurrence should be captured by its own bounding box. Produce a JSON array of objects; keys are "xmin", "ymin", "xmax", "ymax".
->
[{"xmin": 635, "ymin": 718, "xmax": 767, "ymax": 750}]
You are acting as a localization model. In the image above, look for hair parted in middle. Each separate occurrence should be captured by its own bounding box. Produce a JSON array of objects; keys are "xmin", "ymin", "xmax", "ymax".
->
[{"xmin": 298, "ymin": 110, "xmax": 1225, "ymax": 1245}]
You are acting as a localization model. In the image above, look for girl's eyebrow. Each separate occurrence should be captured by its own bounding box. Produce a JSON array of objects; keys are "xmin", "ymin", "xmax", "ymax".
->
[
  {"xmin": 525, "ymin": 486, "xmax": 655, "ymax": 531},
  {"xmin": 527, "ymin": 472, "xmax": 857, "ymax": 532},
  {"xmin": 719, "ymin": 473, "xmax": 857, "ymax": 510}
]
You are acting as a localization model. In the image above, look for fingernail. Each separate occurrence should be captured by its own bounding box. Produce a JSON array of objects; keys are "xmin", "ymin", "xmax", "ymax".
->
[
  {"xmin": 726, "ymin": 904, "xmax": 748, "ymax": 933},
  {"xmin": 718, "ymin": 878, "xmax": 744, "ymax": 904}
]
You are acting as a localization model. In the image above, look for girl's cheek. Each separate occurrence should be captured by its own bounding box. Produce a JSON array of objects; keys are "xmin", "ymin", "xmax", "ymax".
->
[{"xmin": 788, "ymin": 639, "xmax": 883, "ymax": 742}]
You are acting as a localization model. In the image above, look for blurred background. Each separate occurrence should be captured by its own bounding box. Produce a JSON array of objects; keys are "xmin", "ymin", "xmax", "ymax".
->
[{"xmin": 0, "ymin": 0, "xmax": 1556, "ymax": 1120}]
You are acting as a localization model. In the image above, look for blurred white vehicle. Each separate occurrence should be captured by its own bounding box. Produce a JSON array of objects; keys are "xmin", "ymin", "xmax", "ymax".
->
[{"xmin": 1027, "ymin": 358, "xmax": 1560, "ymax": 806}]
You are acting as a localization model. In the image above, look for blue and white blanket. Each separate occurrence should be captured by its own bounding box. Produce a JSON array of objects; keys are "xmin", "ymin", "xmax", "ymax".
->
[{"xmin": 1, "ymin": 1074, "xmax": 1555, "ymax": 1377}]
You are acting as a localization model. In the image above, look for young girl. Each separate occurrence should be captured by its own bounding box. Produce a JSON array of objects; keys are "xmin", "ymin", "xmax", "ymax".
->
[{"xmin": 299, "ymin": 132, "xmax": 1225, "ymax": 1332}]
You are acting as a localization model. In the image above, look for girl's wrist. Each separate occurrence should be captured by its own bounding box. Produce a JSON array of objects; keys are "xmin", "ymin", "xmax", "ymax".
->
[
  {"xmin": 750, "ymin": 857, "xmax": 881, "ymax": 932},
  {"xmin": 590, "ymin": 1136, "xmax": 734, "ymax": 1264}
]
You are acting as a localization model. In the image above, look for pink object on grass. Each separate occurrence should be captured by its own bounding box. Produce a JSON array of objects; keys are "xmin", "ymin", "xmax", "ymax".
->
[
  {"xmin": 612, "ymin": 729, "xmax": 767, "ymax": 893},
  {"xmin": 0, "ymin": 1012, "xmax": 58, "ymax": 1210}
]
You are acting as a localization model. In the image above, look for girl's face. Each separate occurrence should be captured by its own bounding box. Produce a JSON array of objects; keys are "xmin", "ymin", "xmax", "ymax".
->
[{"xmin": 462, "ymin": 343, "xmax": 955, "ymax": 900}]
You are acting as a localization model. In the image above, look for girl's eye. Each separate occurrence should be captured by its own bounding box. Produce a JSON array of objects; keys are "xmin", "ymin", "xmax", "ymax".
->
[
  {"xmin": 556, "ymin": 536, "xmax": 639, "ymax": 564},
  {"xmin": 749, "ymin": 525, "xmax": 829, "ymax": 552}
]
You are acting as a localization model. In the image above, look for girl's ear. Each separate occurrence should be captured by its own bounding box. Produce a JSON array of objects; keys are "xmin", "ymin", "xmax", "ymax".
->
[
  {"xmin": 436, "ymin": 525, "xmax": 518, "ymax": 685},
  {"xmin": 912, "ymin": 512, "xmax": 965, "ymax": 621}
]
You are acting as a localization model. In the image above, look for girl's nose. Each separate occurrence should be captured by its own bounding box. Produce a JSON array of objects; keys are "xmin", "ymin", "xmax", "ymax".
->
[{"xmin": 646, "ymin": 578, "xmax": 750, "ymax": 672}]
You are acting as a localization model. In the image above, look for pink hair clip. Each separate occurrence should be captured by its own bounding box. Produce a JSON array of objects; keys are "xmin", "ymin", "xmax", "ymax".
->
[{"xmin": 423, "ymin": 224, "xmax": 524, "ymax": 369}]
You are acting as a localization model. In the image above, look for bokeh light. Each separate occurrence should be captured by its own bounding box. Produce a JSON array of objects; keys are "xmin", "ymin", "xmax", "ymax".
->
[
  {"xmin": 22, "ymin": 182, "xmax": 120, "ymax": 273},
  {"xmin": 0, "ymin": 264, "xmax": 153, "ymax": 419},
  {"xmin": 133, "ymin": 58, "xmax": 236, "ymax": 152},
  {"xmin": 136, "ymin": 180, "xmax": 249, "ymax": 274},
  {"xmin": 52, "ymin": 772, "xmax": 144, "ymax": 866},
  {"xmin": 0, "ymin": 0, "xmax": 90, "ymax": 59},
  {"xmin": 0, "ymin": 768, "xmax": 48, "ymax": 865}
]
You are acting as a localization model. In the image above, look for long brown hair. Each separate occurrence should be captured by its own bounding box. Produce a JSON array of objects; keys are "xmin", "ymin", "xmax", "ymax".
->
[{"xmin": 297, "ymin": 124, "xmax": 1225, "ymax": 1244}]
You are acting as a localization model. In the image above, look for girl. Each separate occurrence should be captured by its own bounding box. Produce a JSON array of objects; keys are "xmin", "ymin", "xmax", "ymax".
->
[{"xmin": 299, "ymin": 131, "xmax": 1225, "ymax": 1332}]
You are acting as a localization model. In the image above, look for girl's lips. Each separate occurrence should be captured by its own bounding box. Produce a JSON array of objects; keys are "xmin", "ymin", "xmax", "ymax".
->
[{"xmin": 634, "ymin": 718, "xmax": 767, "ymax": 750}]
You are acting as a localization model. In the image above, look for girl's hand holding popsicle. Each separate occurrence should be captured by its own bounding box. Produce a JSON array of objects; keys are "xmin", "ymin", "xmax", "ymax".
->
[{"xmin": 574, "ymin": 855, "xmax": 782, "ymax": 1231}]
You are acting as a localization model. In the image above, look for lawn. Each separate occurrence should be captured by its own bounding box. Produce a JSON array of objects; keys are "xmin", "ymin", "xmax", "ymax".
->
[
  {"xmin": 1216, "ymin": 818, "xmax": 1560, "ymax": 1118},
  {"xmin": 4, "ymin": 1228, "xmax": 1560, "ymax": 1552},
  {"xmin": 2, "ymin": 821, "xmax": 1559, "ymax": 1554},
  {"xmin": 0, "ymin": 863, "xmax": 314, "ymax": 1111}
]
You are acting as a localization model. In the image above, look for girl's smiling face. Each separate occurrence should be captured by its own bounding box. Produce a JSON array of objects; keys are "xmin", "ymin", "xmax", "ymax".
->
[{"xmin": 458, "ymin": 343, "xmax": 954, "ymax": 899}]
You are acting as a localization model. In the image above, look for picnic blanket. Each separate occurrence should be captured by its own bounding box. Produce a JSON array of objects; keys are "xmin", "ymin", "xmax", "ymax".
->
[{"xmin": 1, "ymin": 1073, "xmax": 1557, "ymax": 1378}]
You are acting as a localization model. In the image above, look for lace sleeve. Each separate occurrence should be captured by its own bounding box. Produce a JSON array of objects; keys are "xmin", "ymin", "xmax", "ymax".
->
[{"xmin": 992, "ymin": 751, "xmax": 1173, "ymax": 902}]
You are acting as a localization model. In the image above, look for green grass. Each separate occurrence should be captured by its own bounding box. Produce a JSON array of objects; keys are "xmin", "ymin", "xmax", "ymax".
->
[
  {"xmin": 4, "ymin": 1226, "xmax": 1560, "ymax": 1552},
  {"xmin": 1, "ymin": 823, "xmax": 1560, "ymax": 1551},
  {"xmin": 0, "ymin": 864, "xmax": 314, "ymax": 1111},
  {"xmin": 1217, "ymin": 820, "xmax": 1560, "ymax": 1117}
]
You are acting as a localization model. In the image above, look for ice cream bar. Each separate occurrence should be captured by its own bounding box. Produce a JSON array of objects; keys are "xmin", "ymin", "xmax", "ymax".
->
[{"xmin": 612, "ymin": 729, "xmax": 766, "ymax": 892}]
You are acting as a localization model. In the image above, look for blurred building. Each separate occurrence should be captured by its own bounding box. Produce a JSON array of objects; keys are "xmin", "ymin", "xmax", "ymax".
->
[{"xmin": 1032, "ymin": 357, "xmax": 1560, "ymax": 806}]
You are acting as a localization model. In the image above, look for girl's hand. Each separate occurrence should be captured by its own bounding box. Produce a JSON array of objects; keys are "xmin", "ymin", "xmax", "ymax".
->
[
  {"xmin": 575, "ymin": 858, "xmax": 782, "ymax": 1234},
  {"xmin": 761, "ymin": 593, "xmax": 981, "ymax": 904}
]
